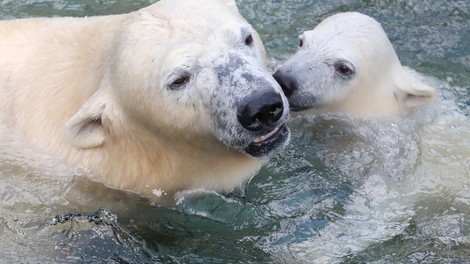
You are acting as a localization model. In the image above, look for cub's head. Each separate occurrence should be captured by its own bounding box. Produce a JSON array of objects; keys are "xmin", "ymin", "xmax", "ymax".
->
[
  {"xmin": 66, "ymin": 0, "xmax": 290, "ymax": 159},
  {"xmin": 273, "ymin": 12, "xmax": 435, "ymax": 115}
]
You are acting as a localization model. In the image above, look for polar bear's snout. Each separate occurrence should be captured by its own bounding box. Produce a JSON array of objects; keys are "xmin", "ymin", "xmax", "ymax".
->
[
  {"xmin": 236, "ymin": 89, "xmax": 289, "ymax": 158},
  {"xmin": 273, "ymin": 66, "xmax": 318, "ymax": 112},
  {"xmin": 273, "ymin": 68, "xmax": 298, "ymax": 98},
  {"xmin": 210, "ymin": 52, "xmax": 290, "ymax": 158},
  {"xmin": 237, "ymin": 90, "xmax": 284, "ymax": 131}
]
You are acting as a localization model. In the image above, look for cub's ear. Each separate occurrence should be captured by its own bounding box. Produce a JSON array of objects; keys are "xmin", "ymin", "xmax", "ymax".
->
[
  {"xmin": 394, "ymin": 67, "xmax": 436, "ymax": 109},
  {"xmin": 219, "ymin": 0, "xmax": 238, "ymax": 11},
  {"xmin": 65, "ymin": 91, "xmax": 108, "ymax": 149}
]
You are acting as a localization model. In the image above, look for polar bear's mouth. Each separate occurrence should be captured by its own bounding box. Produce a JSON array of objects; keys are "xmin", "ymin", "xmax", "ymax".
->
[
  {"xmin": 244, "ymin": 124, "xmax": 289, "ymax": 158},
  {"xmin": 252, "ymin": 124, "xmax": 282, "ymax": 144}
]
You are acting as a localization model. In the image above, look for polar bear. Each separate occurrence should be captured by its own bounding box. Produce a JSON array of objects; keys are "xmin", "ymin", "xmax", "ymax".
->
[
  {"xmin": 273, "ymin": 12, "xmax": 435, "ymax": 115},
  {"xmin": 0, "ymin": 0, "xmax": 290, "ymax": 203}
]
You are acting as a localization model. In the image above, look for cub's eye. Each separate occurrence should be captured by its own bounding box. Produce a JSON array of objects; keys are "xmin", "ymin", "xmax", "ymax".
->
[
  {"xmin": 170, "ymin": 75, "xmax": 190, "ymax": 90},
  {"xmin": 244, "ymin": 34, "xmax": 254, "ymax": 46},
  {"xmin": 334, "ymin": 61, "xmax": 355, "ymax": 78},
  {"xmin": 299, "ymin": 38, "xmax": 303, "ymax": 47}
]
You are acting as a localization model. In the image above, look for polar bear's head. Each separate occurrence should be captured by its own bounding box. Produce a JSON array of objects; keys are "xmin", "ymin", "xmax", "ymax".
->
[
  {"xmin": 273, "ymin": 12, "xmax": 435, "ymax": 115},
  {"xmin": 66, "ymin": 0, "xmax": 290, "ymax": 159}
]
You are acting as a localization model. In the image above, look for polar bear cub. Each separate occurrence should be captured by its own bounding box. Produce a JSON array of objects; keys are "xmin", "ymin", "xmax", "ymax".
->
[
  {"xmin": 274, "ymin": 12, "xmax": 435, "ymax": 115},
  {"xmin": 0, "ymin": 0, "xmax": 290, "ymax": 202}
]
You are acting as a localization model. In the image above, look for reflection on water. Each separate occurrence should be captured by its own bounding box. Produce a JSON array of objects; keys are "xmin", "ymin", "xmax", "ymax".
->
[{"xmin": 0, "ymin": 0, "xmax": 469, "ymax": 263}]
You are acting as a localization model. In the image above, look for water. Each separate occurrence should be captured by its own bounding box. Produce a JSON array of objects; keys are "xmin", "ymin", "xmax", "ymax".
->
[{"xmin": 0, "ymin": 0, "xmax": 469, "ymax": 263}]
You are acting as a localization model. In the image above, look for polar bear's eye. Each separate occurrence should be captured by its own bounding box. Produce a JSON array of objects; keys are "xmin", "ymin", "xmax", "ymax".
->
[
  {"xmin": 170, "ymin": 75, "xmax": 190, "ymax": 90},
  {"xmin": 334, "ymin": 61, "xmax": 355, "ymax": 78},
  {"xmin": 299, "ymin": 39, "xmax": 303, "ymax": 48},
  {"xmin": 245, "ymin": 34, "xmax": 254, "ymax": 46}
]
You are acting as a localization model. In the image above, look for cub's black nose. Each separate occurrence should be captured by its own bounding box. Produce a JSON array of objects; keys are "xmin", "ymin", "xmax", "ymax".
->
[
  {"xmin": 238, "ymin": 91, "xmax": 284, "ymax": 131},
  {"xmin": 273, "ymin": 69, "xmax": 298, "ymax": 98}
]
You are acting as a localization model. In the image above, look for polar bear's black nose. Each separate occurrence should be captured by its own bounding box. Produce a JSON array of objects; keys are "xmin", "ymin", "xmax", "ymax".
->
[
  {"xmin": 273, "ymin": 69, "xmax": 298, "ymax": 98},
  {"xmin": 238, "ymin": 91, "xmax": 284, "ymax": 131}
]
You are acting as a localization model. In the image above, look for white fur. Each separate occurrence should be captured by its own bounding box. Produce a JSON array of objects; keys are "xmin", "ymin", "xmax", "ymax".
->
[
  {"xmin": 0, "ymin": 0, "xmax": 290, "ymax": 203},
  {"xmin": 275, "ymin": 12, "xmax": 435, "ymax": 115}
]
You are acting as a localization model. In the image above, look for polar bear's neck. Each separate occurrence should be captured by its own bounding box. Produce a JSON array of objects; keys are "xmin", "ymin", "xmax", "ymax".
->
[
  {"xmin": 327, "ymin": 83, "xmax": 400, "ymax": 116},
  {"xmin": 68, "ymin": 113, "xmax": 263, "ymax": 203}
]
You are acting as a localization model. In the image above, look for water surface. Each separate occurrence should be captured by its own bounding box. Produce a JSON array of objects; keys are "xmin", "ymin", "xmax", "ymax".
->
[{"xmin": 0, "ymin": 0, "xmax": 469, "ymax": 263}]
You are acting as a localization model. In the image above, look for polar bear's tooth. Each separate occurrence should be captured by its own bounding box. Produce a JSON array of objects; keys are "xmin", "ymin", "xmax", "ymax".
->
[{"xmin": 252, "ymin": 124, "xmax": 281, "ymax": 144}]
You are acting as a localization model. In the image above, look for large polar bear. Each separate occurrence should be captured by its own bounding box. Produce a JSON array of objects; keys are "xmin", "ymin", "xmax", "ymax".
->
[
  {"xmin": 0, "ymin": 0, "xmax": 290, "ymax": 203},
  {"xmin": 273, "ymin": 12, "xmax": 435, "ymax": 115}
]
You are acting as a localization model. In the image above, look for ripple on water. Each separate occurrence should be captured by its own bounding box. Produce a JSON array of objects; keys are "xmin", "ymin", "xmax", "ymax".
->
[{"xmin": 0, "ymin": 0, "xmax": 469, "ymax": 263}]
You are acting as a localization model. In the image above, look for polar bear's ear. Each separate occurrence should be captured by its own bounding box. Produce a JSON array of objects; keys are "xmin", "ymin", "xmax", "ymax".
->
[
  {"xmin": 219, "ymin": 0, "xmax": 239, "ymax": 11},
  {"xmin": 394, "ymin": 67, "xmax": 436, "ymax": 109},
  {"xmin": 65, "ymin": 91, "xmax": 108, "ymax": 149}
]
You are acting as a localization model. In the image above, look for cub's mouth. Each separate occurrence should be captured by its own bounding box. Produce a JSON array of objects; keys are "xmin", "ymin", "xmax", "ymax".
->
[
  {"xmin": 244, "ymin": 124, "xmax": 289, "ymax": 158},
  {"xmin": 287, "ymin": 95, "xmax": 319, "ymax": 112},
  {"xmin": 289, "ymin": 103, "xmax": 311, "ymax": 112}
]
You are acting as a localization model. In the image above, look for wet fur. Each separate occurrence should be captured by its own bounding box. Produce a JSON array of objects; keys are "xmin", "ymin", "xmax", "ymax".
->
[{"xmin": 0, "ymin": 0, "xmax": 289, "ymax": 203}]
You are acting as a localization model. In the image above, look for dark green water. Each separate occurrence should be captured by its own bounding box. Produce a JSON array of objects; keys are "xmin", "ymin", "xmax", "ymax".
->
[{"xmin": 0, "ymin": 0, "xmax": 469, "ymax": 263}]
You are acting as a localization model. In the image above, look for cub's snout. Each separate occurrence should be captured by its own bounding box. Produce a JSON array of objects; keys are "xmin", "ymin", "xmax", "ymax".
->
[{"xmin": 273, "ymin": 68, "xmax": 298, "ymax": 98}]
